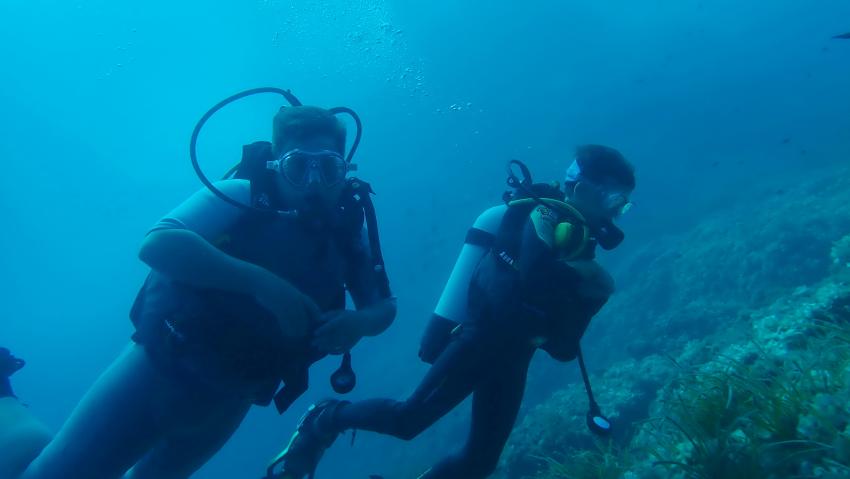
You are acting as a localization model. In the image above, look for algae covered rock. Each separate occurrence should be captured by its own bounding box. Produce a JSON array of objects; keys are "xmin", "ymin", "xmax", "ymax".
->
[
  {"xmin": 498, "ymin": 355, "xmax": 676, "ymax": 478},
  {"xmin": 509, "ymin": 274, "xmax": 850, "ymax": 478},
  {"xmin": 594, "ymin": 167, "xmax": 850, "ymax": 362},
  {"xmin": 832, "ymin": 234, "xmax": 850, "ymax": 275}
]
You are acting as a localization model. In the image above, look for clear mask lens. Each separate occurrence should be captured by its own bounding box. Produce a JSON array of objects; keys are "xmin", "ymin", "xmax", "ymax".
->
[
  {"xmin": 274, "ymin": 149, "xmax": 347, "ymax": 187},
  {"xmin": 565, "ymin": 159, "xmax": 633, "ymax": 218},
  {"xmin": 605, "ymin": 192, "xmax": 633, "ymax": 217},
  {"xmin": 581, "ymin": 181, "xmax": 631, "ymax": 218}
]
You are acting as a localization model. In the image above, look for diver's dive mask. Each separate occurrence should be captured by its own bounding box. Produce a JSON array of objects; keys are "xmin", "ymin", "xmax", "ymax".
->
[
  {"xmin": 581, "ymin": 181, "xmax": 632, "ymax": 218},
  {"xmin": 564, "ymin": 160, "xmax": 633, "ymax": 219},
  {"xmin": 267, "ymin": 149, "xmax": 350, "ymax": 188}
]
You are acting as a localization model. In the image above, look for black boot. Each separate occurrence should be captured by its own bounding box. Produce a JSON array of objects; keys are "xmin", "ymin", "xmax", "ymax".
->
[{"xmin": 1, "ymin": 347, "xmax": 26, "ymax": 398}]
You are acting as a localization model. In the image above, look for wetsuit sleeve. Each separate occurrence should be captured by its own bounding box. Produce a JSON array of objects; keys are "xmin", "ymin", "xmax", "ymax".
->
[
  {"xmin": 148, "ymin": 180, "xmax": 250, "ymax": 241},
  {"xmin": 433, "ymin": 205, "xmax": 507, "ymax": 323},
  {"xmin": 541, "ymin": 261, "xmax": 614, "ymax": 361},
  {"xmin": 541, "ymin": 296, "xmax": 607, "ymax": 361},
  {"xmin": 345, "ymin": 226, "xmax": 386, "ymax": 309}
]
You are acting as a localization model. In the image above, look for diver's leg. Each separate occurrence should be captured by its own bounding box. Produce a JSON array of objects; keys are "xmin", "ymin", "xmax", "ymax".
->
[
  {"xmin": 331, "ymin": 331, "xmax": 496, "ymax": 440},
  {"xmin": 0, "ymin": 349, "xmax": 52, "ymax": 479},
  {"xmin": 421, "ymin": 348, "xmax": 533, "ymax": 479},
  {"xmin": 0, "ymin": 398, "xmax": 53, "ymax": 478},
  {"xmin": 19, "ymin": 344, "xmax": 171, "ymax": 479},
  {"xmin": 276, "ymin": 333, "xmax": 499, "ymax": 478},
  {"xmin": 126, "ymin": 399, "xmax": 251, "ymax": 479}
]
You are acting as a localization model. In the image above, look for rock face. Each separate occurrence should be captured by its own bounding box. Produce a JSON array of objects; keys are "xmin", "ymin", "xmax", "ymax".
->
[{"xmin": 496, "ymin": 166, "xmax": 850, "ymax": 479}]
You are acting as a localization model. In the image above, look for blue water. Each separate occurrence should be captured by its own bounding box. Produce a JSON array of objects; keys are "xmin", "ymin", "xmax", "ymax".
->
[{"xmin": 1, "ymin": 1, "xmax": 849, "ymax": 477}]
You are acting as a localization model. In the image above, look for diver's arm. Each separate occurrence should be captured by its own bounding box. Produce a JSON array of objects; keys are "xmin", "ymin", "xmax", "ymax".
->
[
  {"xmin": 541, "ymin": 293, "xmax": 609, "ymax": 362},
  {"xmin": 139, "ymin": 199, "xmax": 315, "ymax": 339},
  {"xmin": 310, "ymin": 297, "xmax": 396, "ymax": 353},
  {"xmin": 540, "ymin": 302, "xmax": 601, "ymax": 362},
  {"xmin": 137, "ymin": 177, "xmax": 322, "ymax": 334},
  {"xmin": 349, "ymin": 297, "xmax": 397, "ymax": 337},
  {"xmin": 139, "ymin": 228, "xmax": 289, "ymax": 297},
  {"xmin": 540, "ymin": 325, "xmax": 584, "ymax": 362},
  {"xmin": 539, "ymin": 259, "xmax": 614, "ymax": 361},
  {"xmin": 138, "ymin": 180, "xmax": 296, "ymax": 296},
  {"xmin": 342, "ymin": 224, "xmax": 399, "ymax": 337}
]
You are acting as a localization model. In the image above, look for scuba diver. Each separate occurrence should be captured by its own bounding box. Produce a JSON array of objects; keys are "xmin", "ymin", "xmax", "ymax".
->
[
  {"xmin": 0, "ymin": 88, "xmax": 396, "ymax": 479},
  {"xmin": 271, "ymin": 145, "xmax": 635, "ymax": 479}
]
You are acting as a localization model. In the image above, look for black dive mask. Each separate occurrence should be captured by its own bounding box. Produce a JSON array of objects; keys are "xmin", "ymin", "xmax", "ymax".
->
[{"xmin": 269, "ymin": 149, "xmax": 349, "ymax": 189}]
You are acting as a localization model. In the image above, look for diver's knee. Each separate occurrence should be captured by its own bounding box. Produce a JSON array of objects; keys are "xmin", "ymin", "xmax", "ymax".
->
[{"xmin": 0, "ymin": 398, "xmax": 52, "ymax": 479}]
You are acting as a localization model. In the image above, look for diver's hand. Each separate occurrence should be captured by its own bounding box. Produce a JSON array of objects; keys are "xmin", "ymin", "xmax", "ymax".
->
[
  {"xmin": 255, "ymin": 278, "xmax": 320, "ymax": 340},
  {"xmin": 311, "ymin": 310, "xmax": 365, "ymax": 355}
]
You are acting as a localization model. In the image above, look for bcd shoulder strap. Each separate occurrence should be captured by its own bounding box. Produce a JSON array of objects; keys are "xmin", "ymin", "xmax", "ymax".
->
[
  {"xmin": 463, "ymin": 202, "xmax": 536, "ymax": 270},
  {"xmin": 344, "ymin": 178, "xmax": 392, "ymax": 299},
  {"xmin": 235, "ymin": 141, "xmax": 282, "ymax": 210}
]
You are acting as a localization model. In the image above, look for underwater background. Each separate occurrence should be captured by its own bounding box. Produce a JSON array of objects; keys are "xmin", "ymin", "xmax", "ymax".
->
[{"xmin": 2, "ymin": 0, "xmax": 850, "ymax": 477}]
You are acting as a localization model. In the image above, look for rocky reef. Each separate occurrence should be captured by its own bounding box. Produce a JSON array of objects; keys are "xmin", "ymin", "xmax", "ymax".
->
[{"xmin": 496, "ymin": 166, "xmax": 850, "ymax": 479}]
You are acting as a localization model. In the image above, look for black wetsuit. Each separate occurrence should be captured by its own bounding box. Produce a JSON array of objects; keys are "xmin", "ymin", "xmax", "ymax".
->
[
  {"xmin": 334, "ymin": 320, "xmax": 534, "ymax": 478},
  {"xmin": 322, "ymin": 238, "xmax": 612, "ymax": 478}
]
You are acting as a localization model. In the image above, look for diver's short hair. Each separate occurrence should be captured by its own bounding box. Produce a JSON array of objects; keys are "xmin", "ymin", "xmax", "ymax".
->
[
  {"xmin": 574, "ymin": 144, "xmax": 636, "ymax": 190},
  {"xmin": 272, "ymin": 106, "xmax": 346, "ymax": 155}
]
